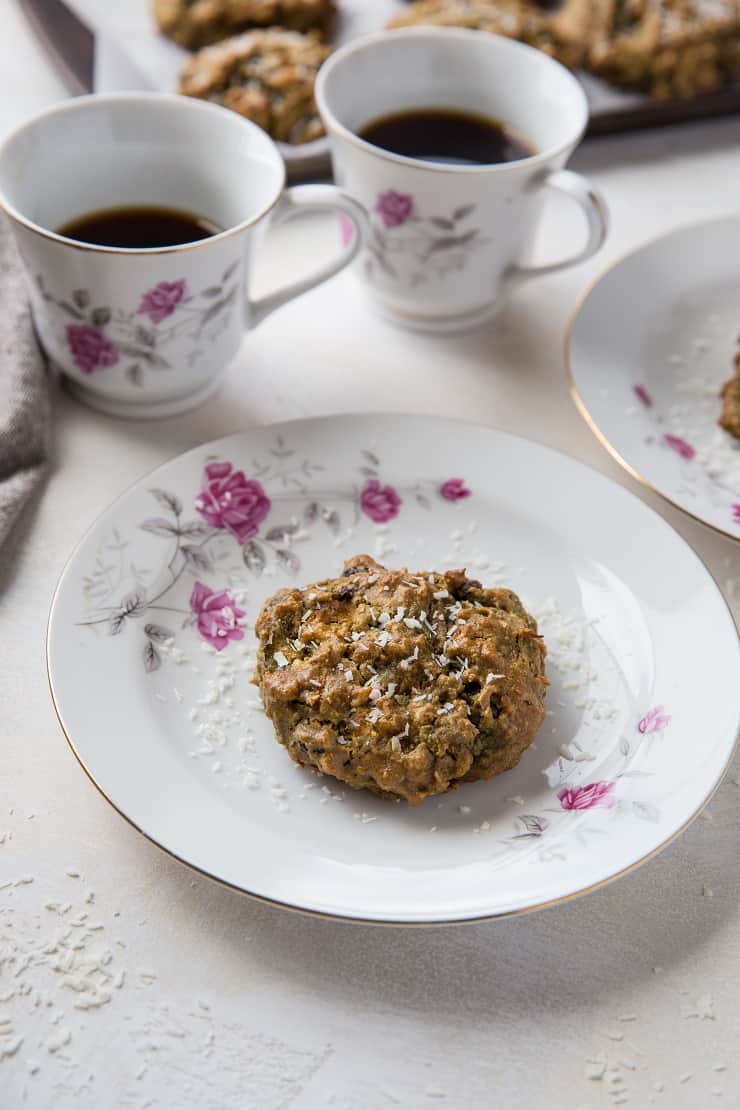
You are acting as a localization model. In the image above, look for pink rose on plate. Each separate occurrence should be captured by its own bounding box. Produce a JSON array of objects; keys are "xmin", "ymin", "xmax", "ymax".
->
[
  {"xmin": 66, "ymin": 324, "xmax": 119, "ymax": 375},
  {"xmin": 375, "ymin": 190, "xmax": 414, "ymax": 229},
  {"xmin": 138, "ymin": 279, "xmax": 188, "ymax": 324},
  {"xmin": 638, "ymin": 705, "xmax": 671, "ymax": 734},
  {"xmin": 557, "ymin": 781, "xmax": 615, "ymax": 811},
  {"xmin": 195, "ymin": 461, "xmax": 271, "ymax": 545},
  {"xmin": 360, "ymin": 479, "xmax": 401, "ymax": 523},
  {"xmin": 190, "ymin": 581, "xmax": 246, "ymax": 651},
  {"xmin": 633, "ymin": 384, "xmax": 653, "ymax": 407},
  {"xmin": 440, "ymin": 478, "xmax": 471, "ymax": 501},
  {"xmin": 664, "ymin": 433, "xmax": 695, "ymax": 460}
]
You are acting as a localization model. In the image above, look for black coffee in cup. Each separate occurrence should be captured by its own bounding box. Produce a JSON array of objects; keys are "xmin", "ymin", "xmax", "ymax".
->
[
  {"xmin": 58, "ymin": 205, "xmax": 222, "ymax": 249},
  {"xmin": 358, "ymin": 108, "xmax": 533, "ymax": 166}
]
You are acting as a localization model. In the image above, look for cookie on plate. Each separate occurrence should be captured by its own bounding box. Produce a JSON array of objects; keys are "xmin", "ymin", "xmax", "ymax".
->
[
  {"xmin": 254, "ymin": 555, "xmax": 548, "ymax": 806},
  {"xmin": 179, "ymin": 28, "xmax": 331, "ymax": 143},
  {"xmin": 720, "ymin": 352, "xmax": 740, "ymax": 437},
  {"xmin": 154, "ymin": 0, "xmax": 335, "ymax": 49}
]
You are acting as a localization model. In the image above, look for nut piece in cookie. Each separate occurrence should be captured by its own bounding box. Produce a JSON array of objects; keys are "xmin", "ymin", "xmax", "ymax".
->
[
  {"xmin": 254, "ymin": 555, "xmax": 548, "ymax": 806},
  {"xmin": 179, "ymin": 28, "xmax": 332, "ymax": 143},
  {"xmin": 154, "ymin": 0, "xmax": 335, "ymax": 50},
  {"xmin": 719, "ymin": 351, "xmax": 740, "ymax": 438}
]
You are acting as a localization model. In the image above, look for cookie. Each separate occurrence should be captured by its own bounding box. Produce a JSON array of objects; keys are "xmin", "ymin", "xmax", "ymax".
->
[
  {"xmin": 719, "ymin": 351, "xmax": 740, "ymax": 437},
  {"xmin": 389, "ymin": 0, "xmax": 740, "ymax": 98},
  {"xmin": 254, "ymin": 555, "xmax": 548, "ymax": 806},
  {"xmin": 179, "ymin": 28, "xmax": 331, "ymax": 143},
  {"xmin": 387, "ymin": 0, "xmax": 601, "ymax": 70},
  {"xmin": 154, "ymin": 0, "xmax": 335, "ymax": 49},
  {"xmin": 590, "ymin": 0, "xmax": 740, "ymax": 99}
]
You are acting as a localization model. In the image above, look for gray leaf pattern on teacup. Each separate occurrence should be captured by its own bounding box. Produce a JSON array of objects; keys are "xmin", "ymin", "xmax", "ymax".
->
[
  {"xmin": 35, "ymin": 259, "xmax": 240, "ymax": 383},
  {"xmin": 365, "ymin": 190, "xmax": 487, "ymax": 287}
]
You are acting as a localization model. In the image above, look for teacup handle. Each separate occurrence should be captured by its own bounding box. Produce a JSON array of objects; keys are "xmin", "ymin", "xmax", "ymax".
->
[
  {"xmin": 509, "ymin": 169, "xmax": 609, "ymax": 282},
  {"xmin": 249, "ymin": 185, "xmax": 368, "ymax": 327}
]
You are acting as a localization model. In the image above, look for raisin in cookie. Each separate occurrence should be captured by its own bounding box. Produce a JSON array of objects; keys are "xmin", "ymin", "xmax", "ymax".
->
[
  {"xmin": 179, "ymin": 28, "xmax": 331, "ymax": 143},
  {"xmin": 255, "ymin": 555, "xmax": 548, "ymax": 806},
  {"xmin": 154, "ymin": 0, "xmax": 335, "ymax": 49}
]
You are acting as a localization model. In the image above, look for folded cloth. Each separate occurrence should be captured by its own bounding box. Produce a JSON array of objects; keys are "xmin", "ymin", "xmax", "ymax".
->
[{"xmin": 0, "ymin": 215, "xmax": 51, "ymax": 549}]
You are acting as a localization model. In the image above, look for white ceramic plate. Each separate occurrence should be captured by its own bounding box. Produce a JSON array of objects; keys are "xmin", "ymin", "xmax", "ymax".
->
[
  {"xmin": 47, "ymin": 415, "xmax": 739, "ymax": 923},
  {"xmin": 568, "ymin": 215, "xmax": 740, "ymax": 540}
]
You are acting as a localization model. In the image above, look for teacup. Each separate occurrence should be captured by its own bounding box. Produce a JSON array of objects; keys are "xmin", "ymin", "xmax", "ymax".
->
[
  {"xmin": 0, "ymin": 93, "xmax": 368, "ymax": 418},
  {"xmin": 316, "ymin": 28, "xmax": 608, "ymax": 331}
]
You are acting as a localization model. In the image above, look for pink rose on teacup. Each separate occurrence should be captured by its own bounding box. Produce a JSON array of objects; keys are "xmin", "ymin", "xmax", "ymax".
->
[
  {"xmin": 66, "ymin": 324, "xmax": 119, "ymax": 375},
  {"xmin": 138, "ymin": 279, "xmax": 188, "ymax": 325},
  {"xmin": 338, "ymin": 213, "xmax": 355, "ymax": 246},
  {"xmin": 375, "ymin": 190, "xmax": 415, "ymax": 229},
  {"xmin": 195, "ymin": 461, "xmax": 271, "ymax": 544}
]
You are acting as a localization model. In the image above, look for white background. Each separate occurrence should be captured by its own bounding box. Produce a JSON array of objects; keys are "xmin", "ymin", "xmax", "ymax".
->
[{"xmin": 1, "ymin": 1, "xmax": 739, "ymax": 1107}]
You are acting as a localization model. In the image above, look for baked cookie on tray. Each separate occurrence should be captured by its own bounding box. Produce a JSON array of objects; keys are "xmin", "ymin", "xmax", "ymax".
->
[
  {"xmin": 589, "ymin": 0, "xmax": 740, "ymax": 99},
  {"xmin": 154, "ymin": 0, "xmax": 335, "ymax": 49},
  {"xmin": 389, "ymin": 0, "xmax": 740, "ymax": 98},
  {"xmin": 387, "ymin": 0, "xmax": 612, "ymax": 71},
  {"xmin": 254, "ymin": 555, "xmax": 548, "ymax": 806},
  {"xmin": 179, "ymin": 28, "xmax": 331, "ymax": 143}
]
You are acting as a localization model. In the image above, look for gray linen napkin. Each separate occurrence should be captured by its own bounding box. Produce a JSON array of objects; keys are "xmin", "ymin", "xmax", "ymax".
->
[{"xmin": 0, "ymin": 216, "xmax": 51, "ymax": 548}]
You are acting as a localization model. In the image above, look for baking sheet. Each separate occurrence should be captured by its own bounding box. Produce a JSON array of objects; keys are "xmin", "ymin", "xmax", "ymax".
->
[{"xmin": 67, "ymin": 0, "xmax": 740, "ymax": 178}]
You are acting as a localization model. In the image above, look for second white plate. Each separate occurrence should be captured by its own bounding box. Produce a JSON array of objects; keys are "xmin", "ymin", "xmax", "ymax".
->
[{"xmin": 568, "ymin": 214, "xmax": 740, "ymax": 540}]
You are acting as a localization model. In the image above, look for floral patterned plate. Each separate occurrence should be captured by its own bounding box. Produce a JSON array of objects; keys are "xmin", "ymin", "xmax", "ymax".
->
[
  {"xmin": 47, "ymin": 415, "xmax": 740, "ymax": 923},
  {"xmin": 568, "ymin": 215, "xmax": 740, "ymax": 540}
]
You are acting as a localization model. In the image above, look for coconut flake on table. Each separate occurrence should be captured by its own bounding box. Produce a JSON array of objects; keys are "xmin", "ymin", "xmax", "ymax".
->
[
  {"xmin": 0, "ymin": 880, "xmax": 133, "ymax": 1081},
  {"xmin": 584, "ymin": 1055, "xmax": 607, "ymax": 1081},
  {"xmin": 681, "ymin": 992, "xmax": 715, "ymax": 1020}
]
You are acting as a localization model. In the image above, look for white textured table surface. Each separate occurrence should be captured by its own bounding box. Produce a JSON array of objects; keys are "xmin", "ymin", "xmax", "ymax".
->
[{"xmin": 2, "ymin": 3, "xmax": 739, "ymax": 1108}]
